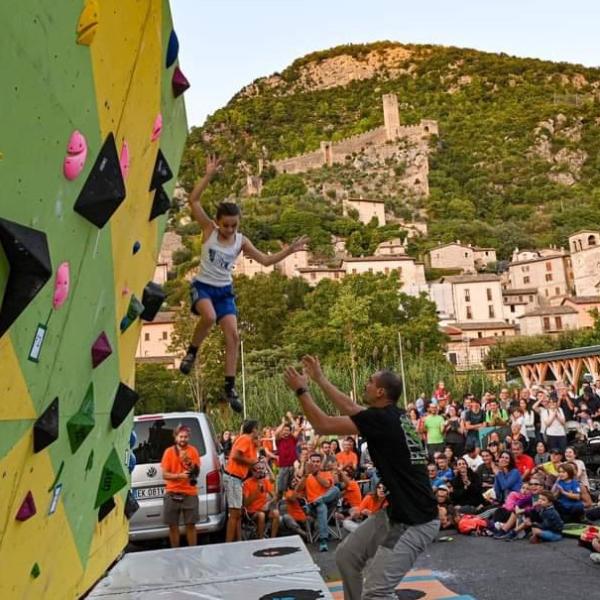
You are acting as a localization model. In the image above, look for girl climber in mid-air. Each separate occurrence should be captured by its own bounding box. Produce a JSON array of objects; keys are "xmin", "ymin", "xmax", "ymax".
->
[{"xmin": 179, "ymin": 155, "xmax": 308, "ymax": 412}]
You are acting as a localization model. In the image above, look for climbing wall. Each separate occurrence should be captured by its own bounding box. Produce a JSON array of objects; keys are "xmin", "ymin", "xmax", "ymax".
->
[{"xmin": 0, "ymin": 1, "xmax": 188, "ymax": 597}]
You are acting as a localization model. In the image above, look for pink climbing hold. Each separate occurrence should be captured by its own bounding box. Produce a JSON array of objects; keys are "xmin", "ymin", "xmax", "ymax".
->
[
  {"xmin": 16, "ymin": 491, "xmax": 36, "ymax": 521},
  {"xmin": 119, "ymin": 140, "xmax": 130, "ymax": 179},
  {"xmin": 151, "ymin": 114, "xmax": 162, "ymax": 142},
  {"xmin": 52, "ymin": 261, "xmax": 70, "ymax": 310},
  {"xmin": 63, "ymin": 130, "xmax": 88, "ymax": 180},
  {"xmin": 172, "ymin": 66, "xmax": 190, "ymax": 98},
  {"xmin": 91, "ymin": 331, "xmax": 112, "ymax": 368}
]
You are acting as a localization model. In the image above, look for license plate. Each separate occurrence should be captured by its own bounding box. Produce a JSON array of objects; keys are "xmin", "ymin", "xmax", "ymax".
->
[{"xmin": 134, "ymin": 486, "xmax": 165, "ymax": 499}]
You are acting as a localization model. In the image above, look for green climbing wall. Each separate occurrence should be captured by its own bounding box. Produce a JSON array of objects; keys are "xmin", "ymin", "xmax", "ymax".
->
[{"xmin": 0, "ymin": 1, "xmax": 188, "ymax": 597}]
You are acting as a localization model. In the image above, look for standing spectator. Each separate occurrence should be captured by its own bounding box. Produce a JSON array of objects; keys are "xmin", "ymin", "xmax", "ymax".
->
[
  {"xmin": 224, "ymin": 419, "xmax": 259, "ymax": 542},
  {"xmin": 330, "ymin": 439, "xmax": 341, "ymax": 454},
  {"xmin": 541, "ymin": 396, "xmax": 568, "ymax": 452},
  {"xmin": 320, "ymin": 439, "xmax": 338, "ymax": 471},
  {"xmin": 433, "ymin": 380, "xmax": 451, "ymax": 406},
  {"xmin": 160, "ymin": 425, "xmax": 201, "ymax": 548},
  {"xmin": 243, "ymin": 461, "xmax": 280, "ymax": 538},
  {"xmin": 494, "ymin": 451, "xmax": 523, "ymax": 504},
  {"xmin": 294, "ymin": 446, "xmax": 310, "ymax": 480},
  {"xmin": 220, "ymin": 430, "xmax": 233, "ymax": 459},
  {"xmin": 519, "ymin": 398, "xmax": 537, "ymax": 454},
  {"xmin": 444, "ymin": 405, "xmax": 465, "ymax": 457},
  {"xmin": 463, "ymin": 398, "xmax": 486, "ymax": 448},
  {"xmin": 423, "ymin": 403, "xmax": 445, "ymax": 457},
  {"xmin": 274, "ymin": 418, "xmax": 299, "ymax": 494},
  {"xmin": 486, "ymin": 399, "xmax": 509, "ymax": 427}
]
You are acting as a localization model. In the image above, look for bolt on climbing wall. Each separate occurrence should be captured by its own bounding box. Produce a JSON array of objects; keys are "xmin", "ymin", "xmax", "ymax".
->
[{"xmin": 0, "ymin": 1, "xmax": 188, "ymax": 597}]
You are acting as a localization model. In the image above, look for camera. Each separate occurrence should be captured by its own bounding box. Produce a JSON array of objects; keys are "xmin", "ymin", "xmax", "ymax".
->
[{"xmin": 188, "ymin": 464, "xmax": 200, "ymax": 486}]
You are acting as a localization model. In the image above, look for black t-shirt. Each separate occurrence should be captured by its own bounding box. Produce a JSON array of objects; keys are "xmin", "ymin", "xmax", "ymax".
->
[{"xmin": 351, "ymin": 404, "xmax": 438, "ymax": 525}]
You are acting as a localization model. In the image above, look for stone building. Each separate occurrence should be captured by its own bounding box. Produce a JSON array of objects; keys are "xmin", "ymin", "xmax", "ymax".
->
[
  {"xmin": 341, "ymin": 254, "xmax": 426, "ymax": 288},
  {"xmin": 343, "ymin": 197, "xmax": 386, "ymax": 226},
  {"xmin": 297, "ymin": 266, "xmax": 345, "ymax": 286},
  {"xmin": 439, "ymin": 274, "xmax": 505, "ymax": 323},
  {"xmin": 517, "ymin": 305, "xmax": 578, "ymax": 336},
  {"xmin": 233, "ymin": 253, "xmax": 275, "ymax": 278},
  {"xmin": 427, "ymin": 242, "xmax": 496, "ymax": 273},
  {"xmin": 501, "ymin": 287, "xmax": 539, "ymax": 324},
  {"xmin": 561, "ymin": 296, "xmax": 600, "ymax": 328},
  {"xmin": 136, "ymin": 311, "xmax": 179, "ymax": 368},
  {"xmin": 569, "ymin": 230, "xmax": 600, "ymax": 296}
]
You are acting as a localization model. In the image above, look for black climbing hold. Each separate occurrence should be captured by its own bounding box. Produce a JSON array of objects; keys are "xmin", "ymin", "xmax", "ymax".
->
[
  {"xmin": 166, "ymin": 30, "xmax": 179, "ymax": 68},
  {"xmin": 259, "ymin": 590, "xmax": 325, "ymax": 600},
  {"xmin": 0, "ymin": 218, "xmax": 52, "ymax": 338},
  {"xmin": 110, "ymin": 382, "xmax": 139, "ymax": 428},
  {"xmin": 132, "ymin": 240, "xmax": 141, "ymax": 254},
  {"xmin": 67, "ymin": 383, "xmax": 95, "ymax": 453},
  {"xmin": 140, "ymin": 282, "xmax": 166, "ymax": 321},
  {"xmin": 253, "ymin": 546, "xmax": 301, "ymax": 558},
  {"xmin": 33, "ymin": 397, "xmax": 59, "ymax": 453},
  {"xmin": 98, "ymin": 497, "xmax": 116, "ymax": 522},
  {"xmin": 149, "ymin": 149, "xmax": 173, "ymax": 191},
  {"xmin": 149, "ymin": 186, "xmax": 171, "ymax": 220},
  {"xmin": 124, "ymin": 490, "xmax": 140, "ymax": 520},
  {"xmin": 30, "ymin": 563, "xmax": 41, "ymax": 579},
  {"xmin": 73, "ymin": 132, "xmax": 126, "ymax": 228}
]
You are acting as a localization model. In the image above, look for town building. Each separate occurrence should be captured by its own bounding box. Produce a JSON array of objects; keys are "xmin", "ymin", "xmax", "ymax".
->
[
  {"xmin": 568, "ymin": 230, "xmax": 600, "ymax": 296},
  {"xmin": 439, "ymin": 274, "xmax": 505, "ymax": 323},
  {"xmin": 342, "ymin": 197, "xmax": 386, "ymax": 226},
  {"xmin": 443, "ymin": 324, "xmax": 505, "ymax": 370},
  {"xmin": 136, "ymin": 311, "xmax": 178, "ymax": 368},
  {"xmin": 501, "ymin": 287, "xmax": 539, "ymax": 324},
  {"xmin": 427, "ymin": 242, "xmax": 497, "ymax": 273},
  {"xmin": 233, "ymin": 253, "xmax": 275, "ymax": 278},
  {"xmin": 374, "ymin": 238, "xmax": 406, "ymax": 256},
  {"xmin": 341, "ymin": 255, "xmax": 427, "ymax": 290},
  {"xmin": 561, "ymin": 296, "xmax": 600, "ymax": 329},
  {"xmin": 517, "ymin": 305, "xmax": 578, "ymax": 336},
  {"xmin": 296, "ymin": 266, "xmax": 345, "ymax": 286}
]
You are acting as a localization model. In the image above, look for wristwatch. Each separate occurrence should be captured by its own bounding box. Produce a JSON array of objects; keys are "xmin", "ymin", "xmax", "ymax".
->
[{"xmin": 295, "ymin": 387, "xmax": 308, "ymax": 397}]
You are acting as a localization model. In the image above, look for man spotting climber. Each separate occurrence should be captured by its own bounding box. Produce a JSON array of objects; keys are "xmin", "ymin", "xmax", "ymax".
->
[{"xmin": 283, "ymin": 356, "xmax": 439, "ymax": 600}]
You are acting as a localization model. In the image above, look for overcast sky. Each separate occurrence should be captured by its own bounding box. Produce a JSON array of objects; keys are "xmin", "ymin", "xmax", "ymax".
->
[{"xmin": 171, "ymin": 0, "xmax": 600, "ymax": 128}]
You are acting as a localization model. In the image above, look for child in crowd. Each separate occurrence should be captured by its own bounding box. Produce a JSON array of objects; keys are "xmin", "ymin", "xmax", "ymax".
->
[
  {"xmin": 179, "ymin": 155, "xmax": 307, "ymax": 412},
  {"xmin": 529, "ymin": 491, "xmax": 564, "ymax": 543},
  {"xmin": 553, "ymin": 462, "xmax": 585, "ymax": 521}
]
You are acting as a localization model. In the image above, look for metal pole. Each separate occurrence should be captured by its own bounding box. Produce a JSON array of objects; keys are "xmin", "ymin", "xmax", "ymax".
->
[
  {"xmin": 398, "ymin": 331, "xmax": 408, "ymax": 408},
  {"xmin": 240, "ymin": 338, "xmax": 247, "ymax": 419}
]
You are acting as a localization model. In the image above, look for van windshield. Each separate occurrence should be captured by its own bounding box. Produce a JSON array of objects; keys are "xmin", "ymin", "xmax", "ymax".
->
[{"xmin": 133, "ymin": 417, "xmax": 206, "ymax": 465}]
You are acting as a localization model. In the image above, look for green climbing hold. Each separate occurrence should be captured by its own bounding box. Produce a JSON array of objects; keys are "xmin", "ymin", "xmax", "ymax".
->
[
  {"xmin": 67, "ymin": 384, "xmax": 95, "ymax": 453},
  {"xmin": 86, "ymin": 449, "xmax": 94, "ymax": 473},
  {"xmin": 94, "ymin": 448, "xmax": 128, "ymax": 508},
  {"xmin": 31, "ymin": 563, "xmax": 40, "ymax": 578}
]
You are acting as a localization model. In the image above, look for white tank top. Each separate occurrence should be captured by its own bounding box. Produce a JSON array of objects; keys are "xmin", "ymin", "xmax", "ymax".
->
[{"xmin": 195, "ymin": 229, "xmax": 243, "ymax": 287}]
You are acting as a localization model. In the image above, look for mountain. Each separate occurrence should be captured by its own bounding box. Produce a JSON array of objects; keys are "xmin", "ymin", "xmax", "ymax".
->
[{"xmin": 176, "ymin": 42, "xmax": 600, "ymax": 261}]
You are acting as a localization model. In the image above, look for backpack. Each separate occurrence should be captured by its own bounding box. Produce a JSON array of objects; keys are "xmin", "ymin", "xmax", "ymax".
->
[{"xmin": 457, "ymin": 514, "xmax": 488, "ymax": 535}]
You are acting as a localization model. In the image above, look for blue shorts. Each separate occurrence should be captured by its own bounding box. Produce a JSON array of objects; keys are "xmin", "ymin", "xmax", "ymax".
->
[{"xmin": 190, "ymin": 281, "xmax": 237, "ymax": 322}]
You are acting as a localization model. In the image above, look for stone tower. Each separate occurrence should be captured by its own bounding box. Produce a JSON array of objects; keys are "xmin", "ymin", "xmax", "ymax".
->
[{"xmin": 382, "ymin": 93, "xmax": 401, "ymax": 140}]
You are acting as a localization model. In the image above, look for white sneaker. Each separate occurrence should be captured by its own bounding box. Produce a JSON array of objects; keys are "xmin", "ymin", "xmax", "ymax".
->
[{"xmin": 590, "ymin": 553, "xmax": 600, "ymax": 564}]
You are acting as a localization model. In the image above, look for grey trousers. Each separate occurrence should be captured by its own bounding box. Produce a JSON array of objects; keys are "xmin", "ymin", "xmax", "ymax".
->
[{"xmin": 335, "ymin": 510, "xmax": 440, "ymax": 600}]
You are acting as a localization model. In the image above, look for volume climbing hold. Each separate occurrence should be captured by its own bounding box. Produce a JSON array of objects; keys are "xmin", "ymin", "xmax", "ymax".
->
[
  {"xmin": 110, "ymin": 382, "xmax": 139, "ymax": 428},
  {"xmin": 0, "ymin": 218, "xmax": 52, "ymax": 338},
  {"xmin": 63, "ymin": 131, "xmax": 88, "ymax": 180},
  {"xmin": 91, "ymin": 331, "xmax": 112, "ymax": 368},
  {"xmin": 149, "ymin": 149, "xmax": 173, "ymax": 191},
  {"xmin": 67, "ymin": 383, "xmax": 95, "ymax": 453},
  {"xmin": 33, "ymin": 397, "xmax": 59, "ymax": 453},
  {"xmin": 166, "ymin": 30, "xmax": 179, "ymax": 68},
  {"xmin": 16, "ymin": 491, "xmax": 37, "ymax": 521},
  {"xmin": 141, "ymin": 282, "xmax": 166, "ymax": 321},
  {"xmin": 76, "ymin": 0, "xmax": 99, "ymax": 45},
  {"xmin": 73, "ymin": 132, "xmax": 126, "ymax": 229},
  {"xmin": 172, "ymin": 66, "xmax": 190, "ymax": 98},
  {"xmin": 95, "ymin": 448, "xmax": 128, "ymax": 508},
  {"xmin": 98, "ymin": 497, "xmax": 116, "ymax": 522},
  {"xmin": 52, "ymin": 262, "xmax": 70, "ymax": 309},
  {"xmin": 120, "ymin": 295, "xmax": 144, "ymax": 332},
  {"xmin": 149, "ymin": 186, "xmax": 171, "ymax": 221},
  {"xmin": 124, "ymin": 490, "xmax": 140, "ymax": 520}
]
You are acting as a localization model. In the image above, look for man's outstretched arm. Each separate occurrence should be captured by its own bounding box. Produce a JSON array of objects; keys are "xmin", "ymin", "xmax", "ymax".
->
[
  {"xmin": 283, "ymin": 366, "xmax": 360, "ymax": 436},
  {"xmin": 301, "ymin": 355, "xmax": 362, "ymax": 416}
]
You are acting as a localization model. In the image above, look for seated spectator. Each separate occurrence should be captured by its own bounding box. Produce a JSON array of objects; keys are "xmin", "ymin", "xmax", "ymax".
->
[
  {"xmin": 487, "ymin": 440, "xmax": 502, "ymax": 462},
  {"xmin": 281, "ymin": 479, "xmax": 308, "ymax": 539},
  {"xmin": 350, "ymin": 483, "xmax": 388, "ymax": 521},
  {"xmin": 336, "ymin": 437, "xmax": 358, "ymax": 470},
  {"xmin": 358, "ymin": 442, "xmax": 378, "ymax": 490},
  {"xmin": 463, "ymin": 444, "xmax": 484, "ymax": 471},
  {"xmin": 535, "ymin": 448, "xmax": 564, "ymax": 479},
  {"xmin": 295, "ymin": 452, "xmax": 340, "ymax": 552},
  {"xmin": 511, "ymin": 440, "xmax": 535, "ymax": 480},
  {"xmin": 534, "ymin": 441, "xmax": 550, "ymax": 466},
  {"xmin": 338, "ymin": 466, "xmax": 362, "ymax": 516},
  {"xmin": 443, "ymin": 444, "xmax": 457, "ymax": 467},
  {"xmin": 435, "ymin": 454, "xmax": 454, "ymax": 485},
  {"xmin": 435, "ymin": 484, "xmax": 452, "ymax": 508},
  {"xmin": 438, "ymin": 504, "xmax": 458, "ymax": 530},
  {"xmin": 451, "ymin": 457, "xmax": 484, "ymax": 511},
  {"xmin": 242, "ymin": 462, "xmax": 280, "ymax": 539},
  {"xmin": 529, "ymin": 491, "xmax": 564, "ymax": 543},
  {"xmin": 428, "ymin": 463, "xmax": 446, "ymax": 490},
  {"xmin": 330, "ymin": 439, "xmax": 340, "ymax": 454},
  {"xmin": 565, "ymin": 446, "xmax": 593, "ymax": 507},
  {"xmin": 476, "ymin": 449, "xmax": 497, "ymax": 492},
  {"xmin": 495, "ymin": 477, "xmax": 545, "ymax": 539},
  {"xmin": 552, "ymin": 462, "xmax": 585, "ymax": 522},
  {"xmin": 505, "ymin": 423, "xmax": 528, "ymax": 450},
  {"xmin": 494, "ymin": 451, "xmax": 523, "ymax": 504},
  {"xmin": 293, "ymin": 447, "xmax": 309, "ymax": 480}
]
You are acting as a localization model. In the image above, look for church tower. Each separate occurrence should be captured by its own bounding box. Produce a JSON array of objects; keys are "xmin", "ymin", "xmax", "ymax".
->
[{"xmin": 382, "ymin": 93, "xmax": 401, "ymax": 140}]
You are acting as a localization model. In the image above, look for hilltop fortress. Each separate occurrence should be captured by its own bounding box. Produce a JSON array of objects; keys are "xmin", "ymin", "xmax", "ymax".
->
[{"xmin": 248, "ymin": 94, "xmax": 438, "ymax": 197}]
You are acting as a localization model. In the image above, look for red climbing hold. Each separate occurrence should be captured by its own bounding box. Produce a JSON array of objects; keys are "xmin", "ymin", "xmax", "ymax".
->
[
  {"xmin": 16, "ymin": 491, "xmax": 36, "ymax": 521},
  {"xmin": 91, "ymin": 331, "xmax": 112, "ymax": 368},
  {"xmin": 172, "ymin": 66, "xmax": 190, "ymax": 97}
]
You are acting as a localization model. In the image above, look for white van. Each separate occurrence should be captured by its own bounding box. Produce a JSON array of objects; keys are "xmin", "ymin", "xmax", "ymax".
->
[{"xmin": 129, "ymin": 412, "xmax": 226, "ymax": 542}]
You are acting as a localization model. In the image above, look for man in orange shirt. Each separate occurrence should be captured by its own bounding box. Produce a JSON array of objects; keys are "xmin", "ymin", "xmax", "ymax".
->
[
  {"xmin": 160, "ymin": 425, "xmax": 201, "ymax": 548},
  {"xmin": 338, "ymin": 466, "xmax": 362, "ymax": 515},
  {"xmin": 243, "ymin": 462, "xmax": 279, "ymax": 538},
  {"xmin": 295, "ymin": 452, "xmax": 340, "ymax": 552},
  {"xmin": 336, "ymin": 437, "xmax": 358, "ymax": 470},
  {"xmin": 281, "ymin": 479, "xmax": 309, "ymax": 538},
  {"xmin": 224, "ymin": 419, "xmax": 259, "ymax": 542}
]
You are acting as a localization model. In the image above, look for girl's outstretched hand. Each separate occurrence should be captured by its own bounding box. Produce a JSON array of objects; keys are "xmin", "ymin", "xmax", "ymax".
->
[{"xmin": 205, "ymin": 154, "xmax": 222, "ymax": 179}]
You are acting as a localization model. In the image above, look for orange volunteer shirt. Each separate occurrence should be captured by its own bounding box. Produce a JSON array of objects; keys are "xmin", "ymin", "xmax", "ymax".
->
[
  {"xmin": 305, "ymin": 470, "xmax": 334, "ymax": 503},
  {"xmin": 226, "ymin": 433, "xmax": 258, "ymax": 478},
  {"xmin": 337, "ymin": 450, "xmax": 358, "ymax": 469},
  {"xmin": 343, "ymin": 479, "xmax": 362, "ymax": 509},
  {"xmin": 359, "ymin": 494, "xmax": 387, "ymax": 514},
  {"xmin": 161, "ymin": 445, "xmax": 201, "ymax": 495},
  {"xmin": 243, "ymin": 478, "xmax": 273, "ymax": 513},
  {"xmin": 284, "ymin": 490, "xmax": 307, "ymax": 522}
]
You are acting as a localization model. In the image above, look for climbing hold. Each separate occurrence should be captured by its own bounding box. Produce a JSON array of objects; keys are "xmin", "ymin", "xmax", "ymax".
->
[
  {"xmin": 119, "ymin": 139, "xmax": 130, "ymax": 180},
  {"xmin": 48, "ymin": 483, "xmax": 62, "ymax": 515},
  {"xmin": 128, "ymin": 452, "xmax": 136, "ymax": 473},
  {"xmin": 67, "ymin": 383, "xmax": 95, "ymax": 453},
  {"xmin": 33, "ymin": 397, "xmax": 59, "ymax": 453},
  {"xmin": 73, "ymin": 132, "xmax": 126, "ymax": 228},
  {"xmin": 95, "ymin": 448, "xmax": 128, "ymax": 508},
  {"xmin": 132, "ymin": 241, "xmax": 141, "ymax": 254},
  {"xmin": 47, "ymin": 460, "xmax": 65, "ymax": 492},
  {"xmin": 76, "ymin": 0, "xmax": 99, "ymax": 45},
  {"xmin": 52, "ymin": 261, "xmax": 70, "ymax": 309},
  {"xmin": 150, "ymin": 113, "xmax": 162, "ymax": 142},
  {"xmin": 91, "ymin": 331, "xmax": 112, "ymax": 368},
  {"xmin": 149, "ymin": 186, "xmax": 171, "ymax": 221},
  {"xmin": 98, "ymin": 497, "xmax": 116, "ymax": 522},
  {"xmin": 166, "ymin": 30, "xmax": 179, "ymax": 68},
  {"xmin": 172, "ymin": 66, "xmax": 190, "ymax": 98},
  {"xmin": 0, "ymin": 218, "xmax": 52, "ymax": 338},
  {"xmin": 140, "ymin": 282, "xmax": 166, "ymax": 321},
  {"xmin": 149, "ymin": 149, "xmax": 173, "ymax": 191},
  {"xmin": 30, "ymin": 563, "xmax": 41, "ymax": 579},
  {"xmin": 16, "ymin": 491, "xmax": 37, "ymax": 521},
  {"xmin": 124, "ymin": 490, "xmax": 140, "ymax": 520},
  {"xmin": 86, "ymin": 450, "xmax": 94, "ymax": 473},
  {"xmin": 120, "ymin": 295, "xmax": 144, "ymax": 332},
  {"xmin": 129, "ymin": 430, "xmax": 137, "ymax": 449},
  {"xmin": 110, "ymin": 382, "xmax": 139, "ymax": 428},
  {"xmin": 63, "ymin": 131, "xmax": 88, "ymax": 180}
]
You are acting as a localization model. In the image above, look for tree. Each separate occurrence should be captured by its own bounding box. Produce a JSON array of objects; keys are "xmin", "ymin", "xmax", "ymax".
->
[{"xmin": 134, "ymin": 363, "xmax": 191, "ymax": 414}]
